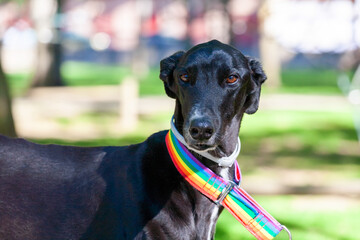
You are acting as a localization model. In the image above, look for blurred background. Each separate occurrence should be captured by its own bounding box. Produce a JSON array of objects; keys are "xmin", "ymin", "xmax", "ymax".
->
[{"xmin": 0, "ymin": 0, "xmax": 360, "ymax": 239}]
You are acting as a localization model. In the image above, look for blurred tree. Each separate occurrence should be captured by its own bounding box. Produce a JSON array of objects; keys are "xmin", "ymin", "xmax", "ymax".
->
[
  {"xmin": 30, "ymin": 0, "xmax": 63, "ymax": 87},
  {"xmin": 0, "ymin": 40, "xmax": 17, "ymax": 137},
  {"xmin": 258, "ymin": 0, "xmax": 281, "ymax": 88}
]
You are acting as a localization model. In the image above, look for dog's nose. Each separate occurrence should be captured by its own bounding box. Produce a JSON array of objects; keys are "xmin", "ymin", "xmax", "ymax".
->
[{"xmin": 189, "ymin": 119, "xmax": 214, "ymax": 141}]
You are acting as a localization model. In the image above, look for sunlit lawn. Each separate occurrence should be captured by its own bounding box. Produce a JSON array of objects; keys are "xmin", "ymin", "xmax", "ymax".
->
[
  {"xmin": 33, "ymin": 109, "xmax": 360, "ymax": 178},
  {"xmin": 6, "ymin": 60, "xmax": 353, "ymax": 97},
  {"xmin": 240, "ymin": 110, "xmax": 359, "ymax": 173},
  {"xmin": 30, "ymin": 108, "xmax": 360, "ymax": 240},
  {"xmin": 6, "ymin": 61, "xmax": 163, "ymax": 97},
  {"xmin": 216, "ymin": 195, "xmax": 360, "ymax": 240}
]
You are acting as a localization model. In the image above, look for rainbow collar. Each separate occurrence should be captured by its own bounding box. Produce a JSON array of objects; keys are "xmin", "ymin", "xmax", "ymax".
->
[{"xmin": 165, "ymin": 129, "xmax": 292, "ymax": 240}]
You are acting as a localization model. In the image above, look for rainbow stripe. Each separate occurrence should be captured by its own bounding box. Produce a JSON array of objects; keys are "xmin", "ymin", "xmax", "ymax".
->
[{"xmin": 165, "ymin": 130, "xmax": 283, "ymax": 240}]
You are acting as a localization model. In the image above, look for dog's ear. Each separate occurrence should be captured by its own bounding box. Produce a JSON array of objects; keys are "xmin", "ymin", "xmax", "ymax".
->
[
  {"xmin": 243, "ymin": 57, "xmax": 267, "ymax": 114},
  {"xmin": 159, "ymin": 51, "xmax": 185, "ymax": 98}
]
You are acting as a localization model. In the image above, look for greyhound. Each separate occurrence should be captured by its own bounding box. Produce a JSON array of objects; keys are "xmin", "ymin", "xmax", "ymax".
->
[{"xmin": 0, "ymin": 40, "xmax": 266, "ymax": 240}]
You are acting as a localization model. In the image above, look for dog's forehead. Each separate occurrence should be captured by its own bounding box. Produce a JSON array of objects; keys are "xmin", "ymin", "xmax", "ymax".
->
[{"xmin": 180, "ymin": 41, "xmax": 248, "ymax": 69}]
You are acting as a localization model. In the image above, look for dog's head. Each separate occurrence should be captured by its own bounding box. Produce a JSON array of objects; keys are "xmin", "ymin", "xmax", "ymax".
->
[{"xmin": 160, "ymin": 40, "xmax": 266, "ymax": 157}]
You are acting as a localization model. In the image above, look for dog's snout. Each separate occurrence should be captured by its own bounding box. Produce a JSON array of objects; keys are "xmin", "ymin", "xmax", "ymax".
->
[{"xmin": 189, "ymin": 119, "xmax": 214, "ymax": 141}]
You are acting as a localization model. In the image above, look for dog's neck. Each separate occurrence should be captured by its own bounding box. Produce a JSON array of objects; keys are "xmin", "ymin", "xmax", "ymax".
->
[{"xmin": 174, "ymin": 100, "xmax": 184, "ymax": 133}]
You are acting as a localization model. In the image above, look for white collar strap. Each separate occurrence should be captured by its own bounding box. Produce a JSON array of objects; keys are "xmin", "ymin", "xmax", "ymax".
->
[{"xmin": 170, "ymin": 117, "xmax": 241, "ymax": 167}]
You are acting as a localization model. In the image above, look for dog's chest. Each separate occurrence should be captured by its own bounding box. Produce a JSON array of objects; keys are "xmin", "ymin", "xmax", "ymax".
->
[
  {"xmin": 194, "ymin": 167, "xmax": 230, "ymax": 240},
  {"xmin": 207, "ymin": 204, "xmax": 220, "ymax": 240}
]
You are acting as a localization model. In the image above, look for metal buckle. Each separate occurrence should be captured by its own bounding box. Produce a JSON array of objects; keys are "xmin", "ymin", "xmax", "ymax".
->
[
  {"xmin": 281, "ymin": 225, "xmax": 292, "ymax": 240},
  {"xmin": 214, "ymin": 181, "xmax": 236, "ymax": 205}
]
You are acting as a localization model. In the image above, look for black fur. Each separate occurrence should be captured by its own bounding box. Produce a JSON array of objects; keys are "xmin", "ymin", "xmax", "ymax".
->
[{"xmin": 0, "ymin": 40, "xmax": 266, "ymax": 240}]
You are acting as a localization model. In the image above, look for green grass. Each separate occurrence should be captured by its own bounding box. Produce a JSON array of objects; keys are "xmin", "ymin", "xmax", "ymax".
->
[
  {"xmin": 282, "ymin": 69, "xmax": 339, "ymax": 87},
  {"xmin": 215, "ymin": 195, "xmax": 360, "ymax": 240},
  {"xmin": 27, "ymin": 108, "xmax": 359, "ymax": 240},
  {"xmin": 238, "ymin": 110, "xmax": 359, "ymax": 174},
  {"xmin": 62, "ymin": 61, "xmax": 165, "ymax": 96},
  {"xmin": 278, "ymin": 69, "xmax": 355, "ymax": 94},
  {"xmin": 33, "ymin": 112, "xmax": 173, "ymax": 147},
  {"xmin": 138, "ymin": 68, "xmax": 163, "ymax": 96},
  {"xmin": 31, "ymin": 109, "xmax": 360, "ymax": 177},
  {"xmin": 61, "ymin": 61, "xmax": 132, "ymax": 86},
  {"xmin": 6, "ymin": 61, "xmax": 353, "ymax": 97},
  {"xmin": 6, "ymin": 61, "xmax": 165, "ymax": 97},
  {"xmin": 6, "ymin": 72, "xmax": 32, "ymax": 96}
]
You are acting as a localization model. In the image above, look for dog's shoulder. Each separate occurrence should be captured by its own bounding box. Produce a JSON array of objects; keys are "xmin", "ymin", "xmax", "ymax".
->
[
  {"xmin": 146, "ymin": 130, "xmax": 168, "ymax": 148},
  {"xmin": 141, "ymin": 130, "xmax": 170, "ymax": 161},
  {"xmin": 139, "ymin": 130, "xmax": 180, "ymax": 186},
  {"xmin": 0, "ymin": 134, "xmax": 28, "ymax": 145},
  {"xmin": 92, "ymin": 130, "xmax": 169, "ymax": 171},
  {"xmin": 0, "ymin": 134, "xmax": 38, "ymax": 155},
  {"xmin": 0, "ymin": 134, "xmax": 108, "ymax": 178},
  {"xmin": 0, "ymin": 134, "xmax": 98, "ymax": 155}
]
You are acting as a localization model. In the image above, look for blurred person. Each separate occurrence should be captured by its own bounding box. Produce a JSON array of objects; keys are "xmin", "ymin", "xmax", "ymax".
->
[
  {"xmin": 188, "ymin": 1, "xmax": 231, "ymax": 45},
  {"xmin": 188, "ymin": 16, "xmax": 207, "ymax": 45},
  {"xmin": 2, "ymin": 19, "xmax": 36, "ymax": 73},
  {"xmin": 64, "ymin": 1, "xmax": 98, "ymax": 39},
  {"xmin": 145, "ymin": 0, "xmax": 188, "ymax": 66},
  {"xmin": 109, "ymin": 0, "xmax": 141, "ymax": 64},
  {"xmin": 111, "ymin": 0, "xmax": 141, "ymax": 52},
  {"xmin": 156, "ymin": 0, "xmax": 188, "ymax": 42},
  {"xmin": 1, "ymin": 2, "xmax": 36, "ymax": 74},
  {"xmin": 0, "ymin": 2, "xmax": 20, "ymax": 38},
  {"xmin": 203, "ymin": 4, "xmax": 231, "ymax": 44},
  {"xmin": 263, "ymin": 0, "xmax": 356, "ymax": 54},
  {"xmin": 228, "ymin": 0, "xmax": 261, "ymax": 56}
]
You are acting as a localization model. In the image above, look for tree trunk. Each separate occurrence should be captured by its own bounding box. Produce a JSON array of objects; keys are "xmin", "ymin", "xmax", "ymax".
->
[
  {"xmin": 30, "ymin": 0, "xmax": 63, "ymax": 87},
  {"xmin": 31, "ymin": 41, "xmax": 62, "ymax": 87},
  {"xmin": 258, "ymin": 0, "xmax": 281, "ymax": 88},
  {"xmin": 0, "ymin": 41, "xmax": 17, "ymax": 137}
]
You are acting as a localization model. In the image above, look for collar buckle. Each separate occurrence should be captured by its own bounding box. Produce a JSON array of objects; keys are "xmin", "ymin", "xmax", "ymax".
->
[
  {"xmin": 281, "ymin": 225, "xmax": 293, "ymax": 240},
  {"xmin": 214, "ymin": 181, "xmax": 236, "ymax": 206}
]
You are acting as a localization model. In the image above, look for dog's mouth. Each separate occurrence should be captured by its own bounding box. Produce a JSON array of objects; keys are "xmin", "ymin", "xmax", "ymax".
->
[
  {"xmin": 183, "ymin": 133, "xmax": 217, "ymax": 152},
  {"xmin": 181, "ymin": 120, "xmax": 218, "ymax": 152},
  {"xmin": 184, "ymin": 138, "xmax": 217, "ymax": 152},
  {"xmin": 191, "ymin": 143, "xmax": 216, "ymax": 152},
  {"xmin": 182, "ymin": 133, "xmax": 230, "ymax": 158}
]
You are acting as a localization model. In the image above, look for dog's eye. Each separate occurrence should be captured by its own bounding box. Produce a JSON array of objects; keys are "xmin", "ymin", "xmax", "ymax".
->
[
  {"xmin": 180, "ymin": 74, "xmax": 189, "ymax": 82},
  {"xmin": 226, "ymin": 75, "xmax": 238, "ymax": 84}
]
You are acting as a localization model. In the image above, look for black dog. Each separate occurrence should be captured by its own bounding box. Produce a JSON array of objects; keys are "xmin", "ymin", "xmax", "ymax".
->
[{"xmin": 0, "ymin": 40, "xmax": 266, "ymax": 240}]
